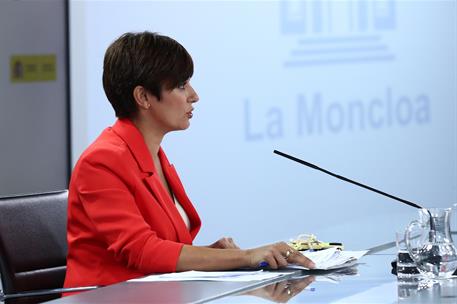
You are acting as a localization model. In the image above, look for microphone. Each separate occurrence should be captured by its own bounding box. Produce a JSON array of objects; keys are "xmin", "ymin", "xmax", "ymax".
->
[
  {"xmin": 273, "ymin": 149, "xmax": 423, "ymax": 210},
  {"xmin": 273, "ymin": 149, "xmax": 440, "ymax": 236},
  {"xmin": 273, "ymin": 150, "xmax": 456, "ymax": 274},
  {"xmin": 273, "ymin": 149, "xmax": 439, "ymax": 233}
]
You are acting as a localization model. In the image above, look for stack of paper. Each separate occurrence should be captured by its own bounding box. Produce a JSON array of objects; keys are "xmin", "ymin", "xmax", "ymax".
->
[
  {"xmin": 128, "ymin": 270, "xmax": 290, "ymax": 282},
  {"xmin": 128, "ymin": 248, "xmax": 366, "ymax": 283},
  {"xmin": 291, "ymin": 247, "xmax": 368, "ymax": 270}
]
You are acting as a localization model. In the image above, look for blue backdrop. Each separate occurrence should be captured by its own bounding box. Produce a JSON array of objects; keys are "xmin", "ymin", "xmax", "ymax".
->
[{"xmin": 70, "ymin": 0, "xmax": 457, "ymax": 250}]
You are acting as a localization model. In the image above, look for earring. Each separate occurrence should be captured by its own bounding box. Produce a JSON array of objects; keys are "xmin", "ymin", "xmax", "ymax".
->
[{"xmin": 145, "ymin": 104, "xmax": 151, "ymax": 109}]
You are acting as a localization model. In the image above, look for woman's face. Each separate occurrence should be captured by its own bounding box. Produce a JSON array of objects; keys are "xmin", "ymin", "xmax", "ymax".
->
[{"xmin": 147, "ymin": 80, "xmax": 199, "ymax": 133}]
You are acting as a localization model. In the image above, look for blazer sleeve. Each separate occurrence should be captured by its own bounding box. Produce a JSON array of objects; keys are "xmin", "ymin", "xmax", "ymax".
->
[{"xmin": 73, "ymin": 147, "xmax": 184, "ymax": 274}]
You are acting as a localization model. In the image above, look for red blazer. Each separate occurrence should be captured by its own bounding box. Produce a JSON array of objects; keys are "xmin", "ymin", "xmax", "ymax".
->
[{"xmin": 64, "ymin": 119, "xmax": 201, "ymax": 288}]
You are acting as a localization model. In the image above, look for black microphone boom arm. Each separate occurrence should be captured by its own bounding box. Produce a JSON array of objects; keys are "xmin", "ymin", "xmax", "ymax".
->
[{"xmin": 273, "ymin": 149, "xmax": 423, "ymax": 210}]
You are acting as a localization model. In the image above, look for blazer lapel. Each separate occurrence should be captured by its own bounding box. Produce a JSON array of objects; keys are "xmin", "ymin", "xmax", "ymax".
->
[
  {"xmin": 159, "ymin": 149, "xmax": 201, "ymax": 240},
  {"xmin": 142, "ymin": 174, "xmax": 192, "ymax": 244},
  {"xmin": 111, "ymin": 119, "xmax": 193, "ymax": 244}
]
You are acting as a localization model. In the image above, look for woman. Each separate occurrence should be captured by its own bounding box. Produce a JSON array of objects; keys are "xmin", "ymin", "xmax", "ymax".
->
[{"xmin": 64, "ymin": 31, "xmax": 315, "ymax": 289}]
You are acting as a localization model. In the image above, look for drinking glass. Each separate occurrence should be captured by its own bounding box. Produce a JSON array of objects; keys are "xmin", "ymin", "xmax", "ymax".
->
[{"xmin": 396, "ymin": 231, "xmax": 420, "ymax": 279}]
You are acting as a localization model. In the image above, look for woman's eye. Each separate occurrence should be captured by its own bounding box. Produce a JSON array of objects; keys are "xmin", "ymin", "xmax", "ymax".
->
[{"xmin": 177, "ymin": 82, "xmax": 187, "ymax": 89}]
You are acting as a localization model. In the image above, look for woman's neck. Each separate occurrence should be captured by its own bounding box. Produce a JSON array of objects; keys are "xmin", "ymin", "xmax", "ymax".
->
[{"xmin": 131, "ymin": 115, "xmax": 165, "ymax": 157}]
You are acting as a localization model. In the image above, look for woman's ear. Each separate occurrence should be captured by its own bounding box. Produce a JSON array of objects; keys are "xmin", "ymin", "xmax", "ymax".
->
[{"xmin": 133, "ymin": 85, "xmax": 156, "ymax": 110}]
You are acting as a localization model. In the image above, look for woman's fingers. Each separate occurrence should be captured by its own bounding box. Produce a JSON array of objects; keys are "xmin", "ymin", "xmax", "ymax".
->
[
  {"xmin": 248, "ymin": 241, "xmax": 317, "ymax": 270},
  {"xmin": 264, "ymin": 252, "xmax": 279, "ymax": 269},
  {"xmin": 271, "ymin": 242, "xmax": 315, "ymax": 269},
  {"xmin": 266, "ymin": 245, "xmax": 290, "ymax": 269},
  {"xmin": 274, "ymin": 249, "xmax": 289, "ymax": 268},
  {"xmin": 288, "ymin": 251, "xmax": 316, "ymax": 269},
  {"xmin": 275, "ymin": 242, "xmax": 316, "ymax": 269},
  {"xmin": 209, "ymin": 237, "xmax": 239, "ymax": 249},
  {"xmin": 225, "ymin": 237, "xmax": 240, "ymax": 249},
  {"xmin": 249, "ymin": 242, "xmax": 293, "ymax": 269}
]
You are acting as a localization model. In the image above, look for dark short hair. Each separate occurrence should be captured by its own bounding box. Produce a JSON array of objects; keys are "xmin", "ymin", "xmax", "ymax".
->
[{"xmin": 102, "ymin": 31, "xmax": 194, "ymax": 118}]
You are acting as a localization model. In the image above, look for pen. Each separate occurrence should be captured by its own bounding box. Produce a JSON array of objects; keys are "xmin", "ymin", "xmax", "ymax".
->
[{"xmin": 259, "ymin": 261, "xmax": 269, "ymax": 268}]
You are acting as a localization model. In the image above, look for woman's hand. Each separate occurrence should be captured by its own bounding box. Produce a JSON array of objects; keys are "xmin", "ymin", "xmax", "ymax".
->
[
  {"xmin": 245, "ymin": 242, "xmax": 316, "ymax": 269},
  {"xmin": 207, "ymin": 237, "xmax": 240, "ymax": 249},
  {"xmin": 178, "ymin": 240, "xmax": 314, "ymax": 272}
]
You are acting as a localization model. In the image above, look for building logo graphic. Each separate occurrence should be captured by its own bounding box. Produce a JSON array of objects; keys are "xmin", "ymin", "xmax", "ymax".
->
[
  {"xmin": 10, "ymin": 54, "xmax": 57, "ymax": 83},
  {"xmin": 242, "ymin": 0, "xmax": 431, "ymax": 141},
  {"xmin": 280, "ymin": 0, "xmax": 396, "ymax": 67}
]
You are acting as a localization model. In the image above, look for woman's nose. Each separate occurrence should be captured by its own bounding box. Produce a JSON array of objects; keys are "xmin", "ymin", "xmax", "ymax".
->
[{"xmin": 188, "ymin": 84, "xmax": 199, "ymax": 103}]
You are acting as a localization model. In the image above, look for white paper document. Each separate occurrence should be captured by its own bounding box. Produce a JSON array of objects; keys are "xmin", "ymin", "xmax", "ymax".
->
[
  {"xmin": 128, "ymin": 270, "xmax": 289, "ymax": 282},
  {"xmin": 289, "ymin": 248, "xmax": 368, "ymax": 270}
]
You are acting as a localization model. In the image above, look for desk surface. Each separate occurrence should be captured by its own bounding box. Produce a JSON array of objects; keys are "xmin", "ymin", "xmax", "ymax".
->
[
  {"xmin": 215, "ymin": 254, "xmax": 457, "ymax": 304},
  {"xmin": 49, "ymin": 271, "xmax": 299, "ymax": 304},
  {"xmin": 48, "ymin": 248, "xmax": 457, "ymax": 303},
  {"xmin": 214, "ymin": 254, "xmax": 399, "ymax": 303}
]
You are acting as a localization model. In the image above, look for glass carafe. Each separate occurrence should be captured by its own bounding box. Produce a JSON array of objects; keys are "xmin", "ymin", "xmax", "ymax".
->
[{"xmin": 405, "ymin": 208, "xmax": 457, "ymax": 279}]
